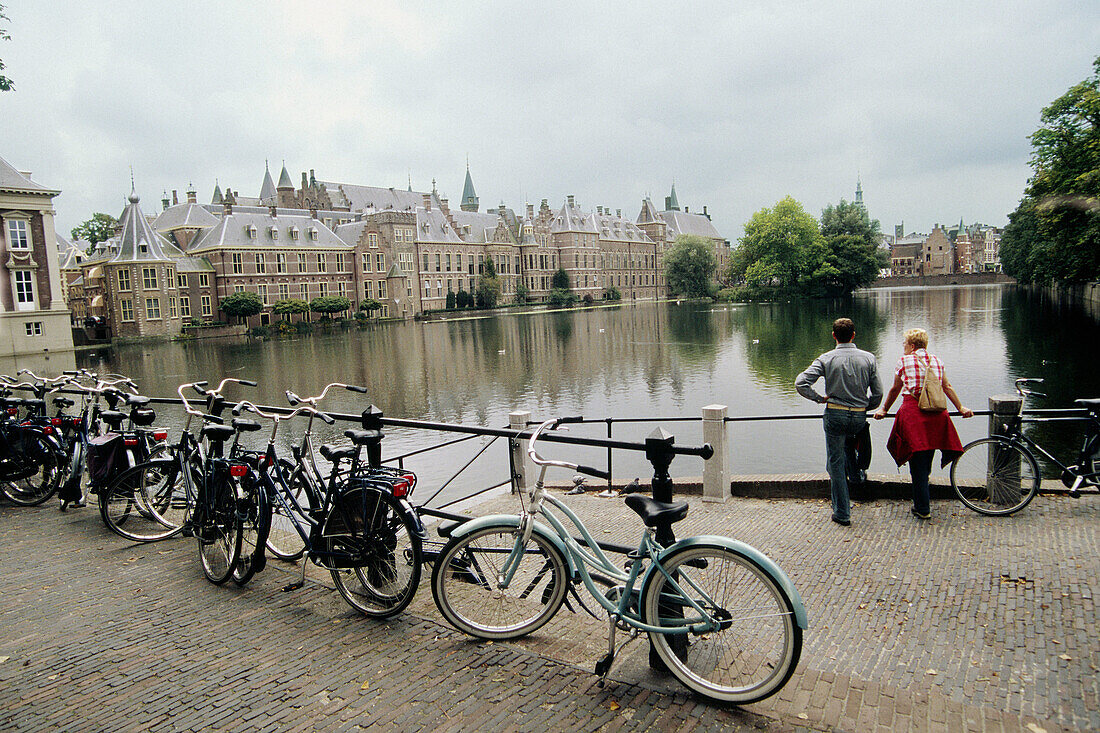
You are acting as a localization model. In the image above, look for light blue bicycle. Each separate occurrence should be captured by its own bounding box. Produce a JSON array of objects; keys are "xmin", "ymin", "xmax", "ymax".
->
[{"xmin": 431, "ymin": 417, "xmax": 807, "ymax": 704}]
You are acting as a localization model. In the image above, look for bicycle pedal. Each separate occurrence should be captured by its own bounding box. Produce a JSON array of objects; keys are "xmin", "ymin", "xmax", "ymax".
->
[
  {"xmin": 1069, "ymin": 490, "xmax": 1081, "ymax": 498},
  {"xmin": 281, "ymin": 581, "xmax": 304, "ymax": 592},
  {"xmin": 180, "ymin": 525, "xmax": 194, "ymax": 538},
  {"xmin": 594, "ymin": 652, "xmax": 614, "ymax": 678}
]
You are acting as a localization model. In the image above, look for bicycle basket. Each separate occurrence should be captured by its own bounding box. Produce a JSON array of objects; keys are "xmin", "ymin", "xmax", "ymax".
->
[
  {"xmin": 87, "ymin": 433, "xmax": 125, "ymax": 492},
  {"xmin": 321, "ymin": 481, "xmax": 390, "ymax": 539}
]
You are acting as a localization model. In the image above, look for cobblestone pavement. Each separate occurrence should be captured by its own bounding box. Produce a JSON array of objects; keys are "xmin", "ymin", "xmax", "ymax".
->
[{"xmin": 1, "ymin": 486, "xmax": 1096, "ymax": 732}]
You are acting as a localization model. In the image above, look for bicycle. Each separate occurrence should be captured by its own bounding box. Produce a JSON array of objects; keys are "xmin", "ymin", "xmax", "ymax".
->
[
  {"xmin": 0, "ymin": 377, "xmax": 68, "ymax": 506},
  {"xmin": 430, "ymin": 417, "xmax": 807, "ymax": 704},
  {"xmin": 231, "ymin": 398, "xmax": 423, "ymax": 616},
  {"xmin": 950, "ymin": 378, "xmax": 1100, "ymax": 515}
]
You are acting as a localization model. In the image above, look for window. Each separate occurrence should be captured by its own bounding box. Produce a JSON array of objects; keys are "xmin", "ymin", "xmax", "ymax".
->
[
  {"xmin": 180, "ymin": 296, "xmax": 191, "ymax": 317},
  {"xmin": 456, "ymin": 253, "xmax": 462, "ymax": 270},
  {"xmin": 199, "ymin": 273, "xmax": 209, "ymax": 288},
  {"xmin": 308, "ymin": 226, "xmax": 318, "ymax": 241},
  {"xmin": 336, "ymin": 253, "xmax": 345, "ymax": 271},
  {"xmin": 200, "ymin": 295, "xmax": 212, "ymax": 317},
  {"xmin": 232, "ymin": 253, "xmax": 243, "ymax": 274},
  {"xmin": 298, "ymin": 254, "xmax": 308, "ymax": 273},
  {"xmin": 255, "ymin": 254, "xmax": 266, "ymax": 273},
  {"xmin": 233, "ymin": 284, "xmax": 245, "ymax": 293},
  {"xmin": 247, "ymin": 224, "xmax": 257, "ymax": 239},
  {"xmin": 276, "ymin": 253, "xmax": 287, "ymax": 273},
  {"xmin": 375, "ymin": 253, "xmax": 384, "ymax": 272},
  {"xmin": 24, "ymin": 322, "xmax": 42, "ymax": 336},
  {"xmin": 399, "ymin": 252, "xmax": 413, "ymax": 273},
  {"xmin": 177, "ymin": 273, "xmax": 188, "ymax": 288},
  {"xmin": 316, "ymin": 253, "xmax": 326, "ymax": 272},
  {"xmin": 120, "ymin": 298, "xmax": 134, "ymax": 321},
  {"xmin": 436, "ymin": 280, "xmax": 443, "ymax": 297},
  {"xmin": 362, "ymin": 253, "xmax": 372, "ymax": 272},
  {"xmin": 269, "ymin": 226, "xmax": 278, "ymax": 241},
  {"xmin": 435, "ymin": 253, "xmax": 441, "ymax": 272},
  {"xmin": 368, "ymin": 233, "xmax": 379, "ymax": 248},
  {"xmin": 378, "ymin": 280, "xmax": 387, "ymax": 299},
  {"xmin": 364, "ymin": 280, "xmax": 374, "ymax": 298},
  {"xmin": 13, "ymin": 270, "xmax": 34, "ymax": 309},
  {"xmin": 278, "ymin": 284, "xmax": 289, "ymax": 300},
  {"xmin": 318, "ymin": 281, "xmax": 328, "ymax": 298},
  {"xmin": 167, "ymin": 266, "xmax": 175, "ymax": 286},
  {"xmin": 289, "ymin": 226, "xmax": 300, "ymax": 241},
  {"xmin": 142, "ymin": 267, "xmax": 158, "ymax": 290},
  {"xmin": 169, "ymin": 297, "xmax": 177, "ymax": 318},
  {"xmin": 117, "ymin": 269, "xmax": 131, "ymax": 291},
  {"xmin": 422, "ymin": 253, "xmax": 429, "ymax": 272},
  {"xmin": 145, "ymin": 297, "xmax": 161, "ymax": 319},
  {"xmin": 6, "ymin": 219, "xmax": 30, "ymax": 249},
  {"xmin": 258, "ymin": 284, "xmax": 268, "ymax": 305}
]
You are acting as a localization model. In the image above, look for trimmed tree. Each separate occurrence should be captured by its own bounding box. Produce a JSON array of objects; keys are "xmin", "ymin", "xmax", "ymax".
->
[
  {"xmin": 664, "ymin": 234, "xmax": 717, "ymax": 297},
  {"xmin": 220, "ymin": 291, "xmax": 264, "ymax": 325},
  {"xmin": 310, "ymin": 295, "xmax": 352, "ymax": 319},
  {"xmin": 272, "ymin": 298, "xmax": 309, "ymax": 321}
]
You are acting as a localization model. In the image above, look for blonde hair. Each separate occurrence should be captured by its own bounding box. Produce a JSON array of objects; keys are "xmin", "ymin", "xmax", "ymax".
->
[{"xmin": 904, "ymin": 328, "xmax": 929, "ymax": 349}]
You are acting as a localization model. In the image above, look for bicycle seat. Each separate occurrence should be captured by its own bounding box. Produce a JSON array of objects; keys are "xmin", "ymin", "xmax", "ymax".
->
[
  {"xmin": 100, "ymin": 410, "xmax": 126, "ymax": 430},
  {"xmin": 319, "ymin": 443, "xmax": 356, "ymax": 463},
  {"xmin": 22, "ymin": 399, "xmax": 46, "ymax": 412},
  {"xmin": 200, "ymin": 424, "xmax": 237, "ymax": 443},
  {"xmin": 231, "ymin": 418, "xmax": 262, "ymax": 433},
  {"xmin": 623, "ymin": 493, "xmax": 689, "ymax": 527},
  {"xmin": 344, "ymin": 429, "xmax": 375, "ymax": 445},
  {"xmin": 1074, "ymin": 398, "xmax": 1100, "ymax": 413},
  {"xmin": 53, "ymin": 397, "xmax": 74, "ymax": 409}
]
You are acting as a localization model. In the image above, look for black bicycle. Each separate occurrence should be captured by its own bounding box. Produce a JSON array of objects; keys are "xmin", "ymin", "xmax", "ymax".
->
[{"xmin": 950, "ymin": 378, "xmax": 1100, "ymax": 515}]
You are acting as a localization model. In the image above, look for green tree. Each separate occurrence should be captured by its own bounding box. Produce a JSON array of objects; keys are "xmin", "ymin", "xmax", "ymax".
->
[
  {"xmin": 475, "ymin": 257, "xmax": 501, "ymax": 308},
  {"xmin": 817, "ymin": 200, "xmax": 888, "ymax": 293},
  {"xmin": 547, "ymin": 267, "xmax": 576, "ymax": 307},
  {"xmin": 359, "ymin": 298, "xmax": 382, "ymax": 319},
  {"xmin": 445, "ymin": 289, "xmax": 457, "ymax": 310},
  {"xmin": 220, "ymin": 291, "xmax": 263, "ymax": 324},
  {"xmin": 272, "ymin": 298, "xmax": 309, "ymax": 320},
  {"xmin": 1002, "ymin": 56, "xmax": 1100, "ymax": 284},
  {"xmin": 514, "ymin": 282, "xmax": 529, "ymax": 304},
  {"xmin": 664, "ymin": 234, "xmax": 717, "ymax": 297},
  {"xmin": 310, "ymin": 295, "xmax": 352, "ymax": 318},
  {"xmin": 730, "ymin": 196, "xmax": 828, "ymax": 292},
  {"xmin": 455, "ymin": 289, "xmax": 472, "ymax": 308},
  {"xmin": 550, "ymin": 267, "xmax": 571, "ymax": 290},
  {"xmin": 0, "ymin": 4, "xmax": 13, "ymax": 92},
  {"xmin": 71, "ymin": 213, "xmax": 119, "ymax": 246}
]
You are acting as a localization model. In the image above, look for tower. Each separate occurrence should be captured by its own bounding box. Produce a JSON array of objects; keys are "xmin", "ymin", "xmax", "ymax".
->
[
  {"xmin": 664, "ymin": 183, "xmax": 680, "ymax": 212},
  {"xmin": 460, "ymin": 163, "xmax": 479, "ymax": 213},
  {"xmin": 855, "ymin": 176, "xmax": 865, "ymax": 210}
]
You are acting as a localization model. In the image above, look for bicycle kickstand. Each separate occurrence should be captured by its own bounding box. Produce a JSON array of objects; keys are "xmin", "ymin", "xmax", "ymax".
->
[
  {"xmin": 595, "ymin": 616, "xmax": 618, "ymax": 685},
  {"xmin": 281, "ymin": 552, "xmax": 308, "ymax": 592}
]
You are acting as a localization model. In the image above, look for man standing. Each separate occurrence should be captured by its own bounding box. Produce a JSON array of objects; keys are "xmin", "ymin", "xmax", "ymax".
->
[{"xmin": 795, "ymin": 318, "xmax": 882, "ymax": 526}]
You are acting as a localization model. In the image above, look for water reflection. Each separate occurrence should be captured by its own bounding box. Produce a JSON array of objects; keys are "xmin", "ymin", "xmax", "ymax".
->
[{"xmin": 71, "ymin": 286, "xmax": 1100, "ymax": 504}]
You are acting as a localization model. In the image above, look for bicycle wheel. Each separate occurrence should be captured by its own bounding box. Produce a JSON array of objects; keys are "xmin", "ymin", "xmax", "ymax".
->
[
  {"xmin": 431, "ymin": 524, "xmax": 568, "ymax": 640},
  {"xmin": 641, "ymin": 543, "xmax": 802, "ymax": 704},
  {"xmin": 0, "ymin": 432, "xmax": 62, "ymax": 506},
  {"xmin": 266, "ymin": 462, "xmax": 310, "ymax": 561},
  {"xmin": 197, "ymin": 473, "xmax": 242, "ymax": 585},
  {"xmin": 99, "ymin": 460, "xmax": 189, "ymax": 542},
  {"xmin": 324, "ymin": 487, "xmax": 422, "ymax": 618},
  {"xmin": 951, "ymin": 437, "xmax": 1040, "ymax": 515},
  {"xmin": 232, "ymin": 474, "xmax": 270, "ymax": 586}
]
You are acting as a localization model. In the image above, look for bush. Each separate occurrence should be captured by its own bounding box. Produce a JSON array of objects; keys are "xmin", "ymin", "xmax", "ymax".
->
[
  {"xmin": 547, "ymin": 288, "xmax": 578, "ymax": 308},
  {"xmin": 248, "ymin": 325, "xmax": 271, "ymax": 339},
  {"xmin": 603, "ymin": 286, "xmax": 622, "ymax": 301},
  {"xmin": 582, "ymin": 293, "xmax": 594, "ymax": 305},
  {"xmin": 446, "ymin": 290, "xmax": 457, "ymax": 310}
]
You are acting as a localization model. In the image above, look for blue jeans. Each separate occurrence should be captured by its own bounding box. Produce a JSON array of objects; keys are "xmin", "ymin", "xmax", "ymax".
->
[
  {"xmin": 823, "ymin": 409, "xmax": 868, "ymax": 521},
  {"xmin": 909, "ymin": 450, "xmax": 934, "ymax": 515}
]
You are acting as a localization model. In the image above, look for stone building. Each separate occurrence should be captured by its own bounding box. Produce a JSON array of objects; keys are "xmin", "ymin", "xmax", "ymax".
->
[{"xmin": 0, "ymin": 155, "xmax": 74, "ymax": 358}]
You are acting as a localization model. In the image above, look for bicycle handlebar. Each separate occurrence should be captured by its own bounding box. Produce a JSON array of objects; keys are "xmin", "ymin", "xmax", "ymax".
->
[
  {"xmin": 1015, "ymin": 378, "xmax": 1047, "ymax": 399},
  {"xmin": 527, "ymin": 417, "xmax": 609, "ymax": 476}
]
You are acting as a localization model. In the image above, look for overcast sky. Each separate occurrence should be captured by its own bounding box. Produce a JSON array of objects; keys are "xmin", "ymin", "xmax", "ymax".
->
[{"xmin": 1, "ymin": 1, "xmax": 1098, "ymax": 241}]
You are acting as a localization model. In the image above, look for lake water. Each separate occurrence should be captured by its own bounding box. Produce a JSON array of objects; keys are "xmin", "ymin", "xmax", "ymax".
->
[{"xmin": 74, "ymin": 285, "xmax": 1100, "ymax": 506}]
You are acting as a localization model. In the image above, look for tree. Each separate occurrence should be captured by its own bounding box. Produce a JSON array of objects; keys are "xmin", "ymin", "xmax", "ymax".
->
[
  {"xmin": 221, "ymin": 291, "xmax": 263, "ymax": 324},
  {"xmin": 71, "ymin": 213, "xmax": 119, "ymax": 246},
  {"xmin": 475, "ymin": 256, "xmax": 501, "ymax": 308},
  {"xmin": 664, "ymin": 235, "xmax": 717, "ymax": 297},
  {"xmin": 730, "ymin": 197, "xmax": 828, "ymax": 292},
  {"xmin": 272, "ymin": 298, "xmax": 309, "ymax": 320},
  {"xmin": 445, "ymin": 290, "xmax": 457, "ymax": 310},
  {"xmin": 550, "ymin": 267, "xmax": 571, "ymax": 290},
  {"xmin": 310, "ymin": 295, "xmax": 352, "ymax": 318},
  {"xmin": 359, "ymin": 298, "xmax": 382, "ymax": 319},
  {"xmin": 547, "ymin": 267, "xmax": 576, "ymax": 307},
  {"xmin": 0, "ymin": 4, "xmax": 13, "ymax": 92},
  {"xmin": 514, "ymin": 283, "xmax": 529, "ymax": 304},
  {"xmin": 817, "ymin": 200, "xmax": 888, "ymax": 293},
  {"xmin": 1002, "ymin": 55, "xmax": 1100, "ymax": 284},
  {"xmin": 455, "ymin": 289, "xmax": 472, "ymax": 308}
]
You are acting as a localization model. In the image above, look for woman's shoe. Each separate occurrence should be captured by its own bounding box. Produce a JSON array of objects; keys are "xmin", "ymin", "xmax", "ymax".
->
[
  {"xmin": 911, "ymin": 507, "xmax": 931, "ymax": 520},
  {"xmin": 59, "ymin": 498, "xmax": 69, "ymax": 512}
]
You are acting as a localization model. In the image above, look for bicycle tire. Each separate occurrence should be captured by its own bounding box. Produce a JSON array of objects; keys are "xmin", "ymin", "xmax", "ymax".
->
[
  {"xmin": 0, "ymin": 431, "xmax": 62, "ymax": 506},
  {"xmin": 951, "ymin": 437, "xmax": 1040, "ymax": 515},
  {"xmin": 197, "ymin": 472, "xmax": 243, "ymax": 585},
  {"xmin": 265, "ymin": 462, "xmax": 310, "ymax": 561},
  {"xmin": 431, "ymin": 524, "xmax": 568, "ymax": 640},
  {"xmin": 99, "ymin": 460, "xmax": 189, "ymax": 542},
  {"xmin": 640, "ymin": 543, "xmax": 802, "ymax": 704},
  {"xmin": 232, "ymin": 473, "xmax": 271, "ymax": 586},
  {"xmin": 325, "ymin": 487, "xmax": 422, "ymax": 618}
]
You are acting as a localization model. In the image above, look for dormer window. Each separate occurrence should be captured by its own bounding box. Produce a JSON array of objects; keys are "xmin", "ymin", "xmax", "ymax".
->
[
  {"xmin": 309, "ymin": 226, "xmax": 318, "ymax": 241},
  {"xmin": 247, "ymin": 224, "xmax": 257, "ymax": 239},
  {"xmin": 289, "ymin": 226, "xmax": 300, "ymax": 241},
  {"xmin": 270, "ymin": 226, "xmax": 279, "ymax": 240}
]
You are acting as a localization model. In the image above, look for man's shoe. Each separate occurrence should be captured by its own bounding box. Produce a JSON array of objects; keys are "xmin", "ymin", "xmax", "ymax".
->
[
  {"xmin": 831, "ymin": 515, "xmax": 851, "ymax": 526},
  {"xmin": 911, "ymin": 508, "xmax": 931, "ymax": 521}
]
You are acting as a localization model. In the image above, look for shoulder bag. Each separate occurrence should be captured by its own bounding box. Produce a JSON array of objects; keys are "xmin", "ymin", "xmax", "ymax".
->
[{"xmin": 917, "ymin": 355, "xmax": 948, "ymax": 412}]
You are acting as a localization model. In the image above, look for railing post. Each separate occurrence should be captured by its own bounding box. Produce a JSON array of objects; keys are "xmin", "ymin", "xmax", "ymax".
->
[
  {"xmin": 989, "ymin": 395, "xmax": 1022, "ymax": 438},
  {"xmin": 989, "ymin": 395, "xmax": 1023, "ymax": 504},
  {"xmin": 645, "ymin": 426, "xmax": 684, "ymax": 671},
  {"xmin": 701, "ymin": 404, "xmax": 729, "ymax": 502},
  {"xmin": 509, "ymin": 410, "xmax": 531, "ymax": 494},
  {"xmin": 360, "ymin": 405, "xmax": 385, "ymax": 468}
]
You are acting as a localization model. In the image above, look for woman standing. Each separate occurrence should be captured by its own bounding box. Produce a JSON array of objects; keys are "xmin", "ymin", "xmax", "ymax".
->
[{"xmin": 873, "ymin": 328, "xmax": 974, "ymax": 520}]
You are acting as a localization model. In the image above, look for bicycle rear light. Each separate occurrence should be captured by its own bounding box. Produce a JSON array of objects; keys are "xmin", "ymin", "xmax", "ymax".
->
[
  {"xmin": 391, "ymin": 477, "xmax": 410, "ymax": 498},
  {"xmin": 153, "ymin": 430, "xmax": 168, "ymax": 441},
  {"xmin": 51, "ymin": 417, "xmax": 63, "ymax": 426},
  {"xmin": 7, "ymin": 407, "xmax": 17, "ymax": 415},
  {"xmin": 229, "ymin": 463, "xmax": 249, "ymax": 477},
  {"xmin": 123, "ymin": 438, "xmax": 139, "ymax": 447}
]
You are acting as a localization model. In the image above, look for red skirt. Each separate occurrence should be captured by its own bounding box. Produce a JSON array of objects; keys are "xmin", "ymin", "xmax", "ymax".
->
[{"xmin": 886, "ymin": 395, "xmax": 964, "ymax": 468}]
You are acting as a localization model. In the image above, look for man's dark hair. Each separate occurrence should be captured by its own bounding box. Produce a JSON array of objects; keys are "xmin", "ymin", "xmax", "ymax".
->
[{"xmin": 832, "ymin": 318, "xmax": 855, "ymax": 343}]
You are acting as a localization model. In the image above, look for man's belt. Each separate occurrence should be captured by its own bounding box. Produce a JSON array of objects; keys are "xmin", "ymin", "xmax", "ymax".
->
[{"xmin": 825, "ymin": 403, "xmax": 866, "ymax": 412}]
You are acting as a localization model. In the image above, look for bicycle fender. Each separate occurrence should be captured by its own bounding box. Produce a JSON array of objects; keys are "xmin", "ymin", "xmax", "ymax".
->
[
  {"xmin": 443, "ymin": 513, "xmax": 577, "ymax": 576},
  {"xmin": 396, "ymin": 496, "xmax": 427, "ymax": 541},
  {"xmin": 650, "ymin": 535, "xmax": 808, "ymax": 629}
]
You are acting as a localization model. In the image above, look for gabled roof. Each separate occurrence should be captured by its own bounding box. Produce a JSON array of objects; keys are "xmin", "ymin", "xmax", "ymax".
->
[
  {"xmin": 448, "ymin": 209, "xmax": 509, "ymax": 244},
  {"xmin": 187, "ymin": 211, "xmax": 350, "ymax": 252},
  {"xmin": 551, "ymin": 200, "xmax": 598, "ymax": 234},
  {"xmin": 320, "ymin": 182, "xmax": 430, "ymax": 214},
  {"xmin": 56, "ymin": 232, "xmax": 90, "ymax": 270},
  {"xmin": 636, "ymin": 197, "xmax": 663, "ymax": 225},
  {"xmin": 153, "ymin": 203, "xmax": 219, "ymax": 232},
  {"xmin": 593, "ymin": 210, "xmax": 654, "ymax": 244},
  {"xmin": 0, "ymin": 155, "xmax": 59, "ymax": 196},
  {"xmin": 175, "ymin": 256, "xmax": 215, "ymax": 272},
  {"xmin": 659, "ymin": 210, "xmax": 722, "ymax": 241},
  {"xmin": 416, "ymin": 207, "xmax": 463, "ymax": 244},
  {"xmin": 110, "ymin": 193, "xmax": 186, "ymax": 263}
]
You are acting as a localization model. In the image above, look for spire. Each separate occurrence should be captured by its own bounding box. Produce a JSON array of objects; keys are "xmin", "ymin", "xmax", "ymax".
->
[
  {"xmin": 665, "ymin": 182, "xmax": 679, "ymax": 212},
  {"xmin": 408, "ymin": 172, "xmax": 413, "ymax": 192},
  {"xmin": 260, "ymin": 160, "xmax": 277, "ymax": 203},
  {"xmin": 460, "ymin": 163, "xmax": 479, "ymax": 213},
  {"xmin": 277, "ymin": 160, "xmax": 294, "ymax": 190},
  {"xmin": 855, "ymin": 175, "xmax": 865, "ymax": 209},
  {"xmin": 212, "ymin": 179, "xmax": 223, "ymax": 204}
]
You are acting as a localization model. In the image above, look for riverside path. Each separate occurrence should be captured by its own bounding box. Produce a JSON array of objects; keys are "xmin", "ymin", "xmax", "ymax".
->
[{"xmin": 0, "ymin": 488, "xmax": 1095, "ymax": 732}]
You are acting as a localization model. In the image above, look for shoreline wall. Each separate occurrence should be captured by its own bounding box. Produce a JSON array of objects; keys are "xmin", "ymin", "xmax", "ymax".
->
[{"xmin": 869, "ymin": 272, "xmax": 1014, "ymax": 288}]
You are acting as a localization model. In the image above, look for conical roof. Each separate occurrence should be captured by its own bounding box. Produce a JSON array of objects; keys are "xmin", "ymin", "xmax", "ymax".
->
[
  {"xmin": 110, "ymin": 192, "xmax": 185, "ymax": 263},
  {"xmin": 212, "ymin": 180, "xmax": 223, "ymax": 204},
  {"xmin": 277, "ymin": 162, "xmax": 294, "ymax": 189},
  {"xmin": 460, "ymin": 165, "xmax": 478, "ymax": 212},
  {"xmin": 259, "ymin": 163, "xmax": 277, "ymax": 204},
  {"xmin": 667, "ymin": 183, "xmax": 680, "ymax": 211}
]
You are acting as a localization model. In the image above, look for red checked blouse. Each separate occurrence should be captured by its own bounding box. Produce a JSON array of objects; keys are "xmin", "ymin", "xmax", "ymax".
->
[{"xmin": 885, "ymin": 349, "xmax": 963, "ymax": 467}]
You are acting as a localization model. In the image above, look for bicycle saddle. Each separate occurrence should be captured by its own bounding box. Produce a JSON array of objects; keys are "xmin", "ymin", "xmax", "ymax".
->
[
  {"xmin": 22, "ymin": 399, "xmax": 46, "ymax": 412},
  {"xmin": 200, "ymin": 424, "xmax": 237, "ymax": 443},
  {"xmin": 623, "ymin": 493, "xmax": 689, "ymax": 527},
  {"xmin": 1074, "ymin": 398, "xmax": 1100, "ymax": 413},
  {"xmin": 231, "ymin": 418, "xmax": 262, "ymax": 433},
  {"xmin": 319, "ymin": 443, "xmax": 355, "ymax": 463},
  {"xmin": 53, "ymin": 397, "xmax": 74, "ymax": 409},
  {"xmin": 344, "ymin": 429, "xmax": 375, "ymax": 445},
  {"xmin": 126, "ymin": 395, "xmax": 151, "ymax": 407},
  {"xmin": 99, "ymin": 410, "xmax": 126, "ymax": 430}
]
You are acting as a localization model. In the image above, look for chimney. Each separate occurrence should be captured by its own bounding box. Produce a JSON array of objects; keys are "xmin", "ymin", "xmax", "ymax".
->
[
  {"xmin": 269, "ymin": 205, "xmax": 277, "ymax": 218},
  {"xmin": 596, "ymin": 206, "xmax": 602, "ymax": 215},
  {"xmin": 526, "ymin": 203, "xmax": 534, "ymax": 219},
  {"xmin": 616, "ymin": 209, "xmax": 621, "ymax": 218},
  {"xmin": 162, "ymin": 191, "xmax": 170, "ymax": 211},
  {"xmin": 186, "ymin": 188, "xmax": 197, "ymax": 204},
  {"xmin": 223, "ymin": 198, "xmax": 232, "ymax": 215},
  {"xmin": 702, "ymin": 205, "xmax": 710, "ymax": 220},
  {"xmin": 302, "ymin": 172, "xmax": 309, "ymax": 190},
  {"xmin": 684, "ymin": 206, "xmax": 689, "ymax": 213},
  {"xmin": 310, "ymin": 207, "xmax": 318, "ymax": 220},
  {"xmin": 422, "ymin": 194, "xmax": 432, "ymax": 211},
  {"xmin": 439, "ymin": 197, "xmax": 450, "ymax": 216},
  {"xmin": 567, "ymin": 195, "xmax": 575, "ymax": 208},
  {"xmin": 309, "ymin": 169, "xmax": 316, "ymax": 187},
  {"xmin": 172, "ymin": 190, "xmax": 179, "ymax": 205}
]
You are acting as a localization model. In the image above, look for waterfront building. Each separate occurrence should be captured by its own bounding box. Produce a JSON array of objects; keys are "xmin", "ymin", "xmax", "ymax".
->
[{"xmin": 0, "ymin": 156, "xmax": 74, "ymax": 358}]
